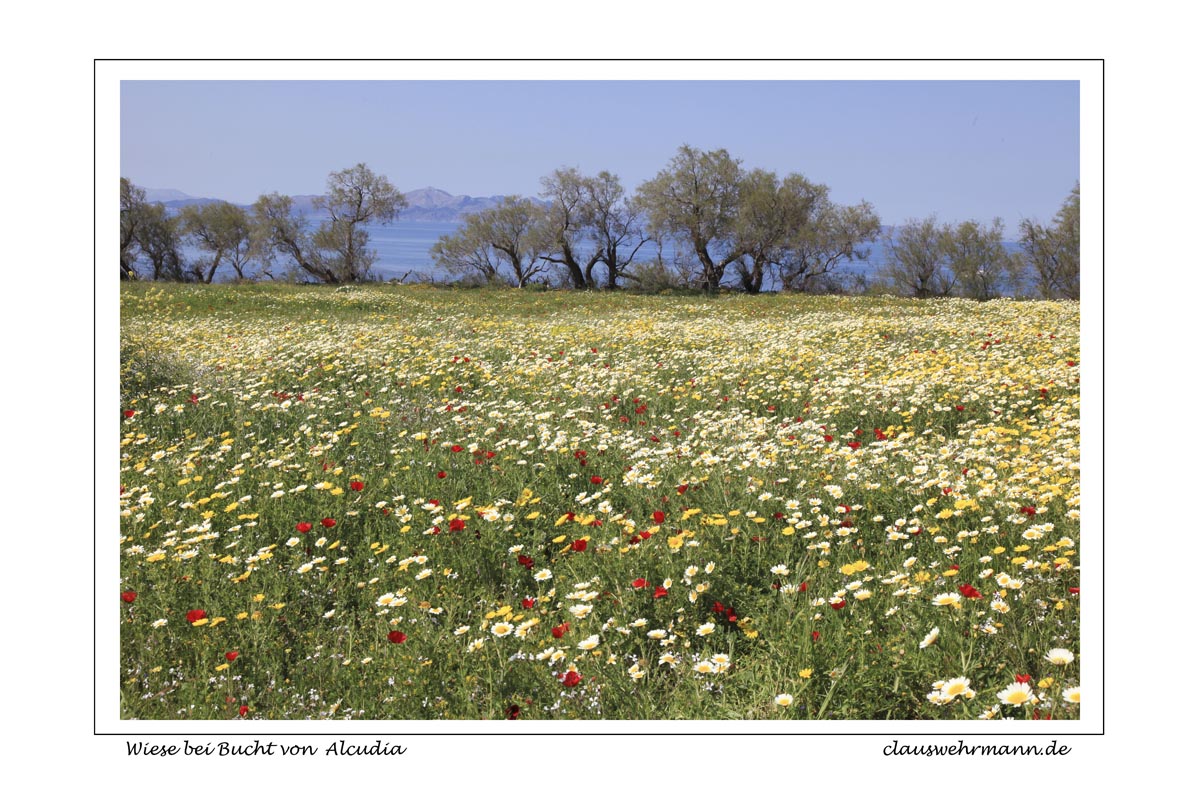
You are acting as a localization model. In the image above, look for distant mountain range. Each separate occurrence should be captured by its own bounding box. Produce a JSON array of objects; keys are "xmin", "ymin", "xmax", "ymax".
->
[{"xmin": 145, "ymin": 186, "xmax": 523, "ymax": 222}]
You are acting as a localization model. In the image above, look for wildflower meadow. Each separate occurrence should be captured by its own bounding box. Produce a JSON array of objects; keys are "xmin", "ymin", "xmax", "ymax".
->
[{"xmin": 119, "ymin": 284, "xmax": 1080, "ymax": 720}]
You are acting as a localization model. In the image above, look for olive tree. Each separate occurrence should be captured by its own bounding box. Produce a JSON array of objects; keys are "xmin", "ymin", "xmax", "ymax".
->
[
  {"xmin": 432, "ymin": 196, "xmax": 553, "ymax": 288},
  {"xmin": 253, "ymin": 192, "xmax": 334, "ymax": 283},
  {"xmin": 778, "ymin": 195, "xmax": 880, "ymax": 293},
  {"xmin": 539, "ymin": 167, "xmax": 603, "ymax": 289},
  {"xmin": 120, "ymin": 178, "xmax": 146, "ymax": 280},
  {"xmin": 254, "ymin": 164, "xmax": 405, "ymax": 283},
  {"xmin": 311, "ymin": 163, "xmax": 406, "ymax": 282},
  {"xmin": 883, "ymin": 217, "xmax": 955, "ymax": 298},
  {"xmin": 584, "ymin": 170, "xmax": 648, "ymax": 290},
  {"xmin": 538, "ymin": 167, "xmax": 648, "ymax": 290},
  {"xmin": 636, "ymin": 145, "xmax": 744, "ymax": 293},
  {"xmin": 180, "ymin": 201, "xmax": 258, "ymax": 283},
  {"xmin": 733, "ymin": 170, "xmax": 831, "ymax": 293},
  {"xmin": 134, "ymin": 201, "xmax": 187, "ymax": 281},
  {"xmin": 941, "ymin": 218, "xmax": 1013, "ymax": 301},
  {"xmin": 1019, "ymin": 183, "xmax": 1080, "ymax": 299}
]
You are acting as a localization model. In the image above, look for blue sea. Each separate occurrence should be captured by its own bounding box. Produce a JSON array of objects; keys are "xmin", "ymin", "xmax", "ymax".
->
[{"xmin": 181, "ymin": 218, "xmax": 1017, "ymax": 291}]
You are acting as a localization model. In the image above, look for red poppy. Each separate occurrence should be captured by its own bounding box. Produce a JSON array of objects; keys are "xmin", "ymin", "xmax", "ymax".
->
[
  {"xmin": 652, "ymin": 510, "xmax": 665, "ymax": 524},
  {"xmin": 296, "ymin": 522, "xmax": 312, "ymax": 533},
  {"xmin": 823, "ymin": 435, "xmax": 834, "ymax": 443},
  {"xmin": 1015, "ymin": 673, "xmax": 1032, "ymax": 684},
  {"xmin": 186, "ymin": 609, "xmax": 207, "ymax": 624},
  {"xmin": 1068, "ymin": 587, "xmax": 1080, "ymax": 595},
  {"xmin": 653, "ymin": 586, "xmax": 668, "ymax": 599},
  {"xmin": 571, "ymin": 539, "xmax": 588, "ymax": 552},
  {"xmin": 631, "ymin": 578, "xmax": 648, "ymax": 589},
  {"xmin": 349, "ymin": 481, "xmax": 365, "ymax": 492},
  {"xmin": 121, "ymin": 591, "xmax": 137, "ymax": 603},
  {"xmin": 552, "ymin": 623, "xmax": 570, "ymax": 639},
  {"xmin": 451, "ymin": 444, "xmax": 464, "ymax": 453},
  {"xmin": 811, "ymin": 631, "xmax": 820, "ymax": 642},
  {"xmin": 590, "ymin": 475, "xmax": 603, "ymax": 485},
  {"xmin": 504, "ymin": 704, "xmax": 521, "ymax": 720},
  {"xmin": 521, "ymin": 597, "xmax": 535, "ymax": 609},
  {"xmin": 238, "ymin": 705, "xmax": 249, "ymax": 716},
  {"xmin": 388, "ymin": 631, "xmax": 408, "ymax": 644},
  {"xmin": 437, "ymin": 471, "xmax": 447, "ymax": 479},
  {"xmin": 517, "ymin": 554, "xmax": 534, "ymax": 569},
  {"xmin": 123, "ymin": 409, "xmax": 136, "ymax": 418},
  {"xmin": 225, "ymin": 650, "xmax": 239, "ymax": 661},
  {"xmin": 847, "ymin": 441, "xmax": 861, "ymax": 450},
  {"xmin": 321, "ymin": 517, "xmax": 337, "ymax": 528},
  {"xmin": 958, "ymin": 583, "xmax": 983, "ymax": 599},
  {"xmin": 449, "ymin": 518, "xmax": 466, "ymax": 532},
  {"xmin": 561, "ymin": 671, "xmax": 581, "ymax": 688},
  {"xmin": 799, "ymin": 582, "xmax": 808, "ymax": 592},
  {"xmin": 677, "ymin": 484, "xmax": 688, "ymax": 494},
  {"xmin": 830, "ymin": 599, "xmax": 847, "ymax": 610},
  {"xmin": 955, "ymin": 404, "xmax": 965, "ymax": 411}
]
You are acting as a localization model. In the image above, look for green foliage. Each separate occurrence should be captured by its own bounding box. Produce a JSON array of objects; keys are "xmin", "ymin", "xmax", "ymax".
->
[
  {"xmin": 432, "ymin": 196, "xmax": 552, "ymax": 287},
  {"xmin": 941, "ymin": 218, "xmax": 1014, "ymax": 301},
  {"xmin": 253, "ymin": 164, "xmax": 405, "ymax": 284},
  {"xmin": 180, "ymin": 201, "xmax": 257, "ymax": 283},
  {"xmin": 636, "ymin": 145, "xmax": 745, "ymax": 293},
  {"xmin": 1020, "ymin": 183, "xmax": 1080, "ymax": 300},
  {"xmin": 883, "ymin": 216, "xmax": 956, "ymax": 298}
]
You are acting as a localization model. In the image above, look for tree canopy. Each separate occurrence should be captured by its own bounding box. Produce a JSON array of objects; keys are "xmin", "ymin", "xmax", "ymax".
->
[
  {"xmin": 1019, "ymin": 183, "xmax": 1080, "ymax": 299},
  {"xmin": 635, "ymin": 145, "xmax": 745, "ymax": 293}
]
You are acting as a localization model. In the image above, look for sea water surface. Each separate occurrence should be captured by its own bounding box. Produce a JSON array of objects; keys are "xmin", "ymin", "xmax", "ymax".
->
[{"xmin": 184, "ymin": 218, "xmax": 1018, "ymax": 291}]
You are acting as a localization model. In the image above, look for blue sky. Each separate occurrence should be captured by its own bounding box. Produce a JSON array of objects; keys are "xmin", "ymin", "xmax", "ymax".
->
[{"xmin": 121, "ymin": 80, "xmax": 1079, "ymax": 231}]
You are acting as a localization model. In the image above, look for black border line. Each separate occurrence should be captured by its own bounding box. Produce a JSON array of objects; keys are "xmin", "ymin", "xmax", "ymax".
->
[{"xmin": 98, "ymin": 58, "xmax": 1102, "ymax": 737}]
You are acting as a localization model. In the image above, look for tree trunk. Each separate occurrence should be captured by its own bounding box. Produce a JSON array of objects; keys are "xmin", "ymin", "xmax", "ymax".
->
[
  {"xmin": 204, "ymin": 253, "xmax": 222, "ymax": 284},
  {"xmin": 695, "ymin": 239, "xmax": 720, "ymax": 293}
]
